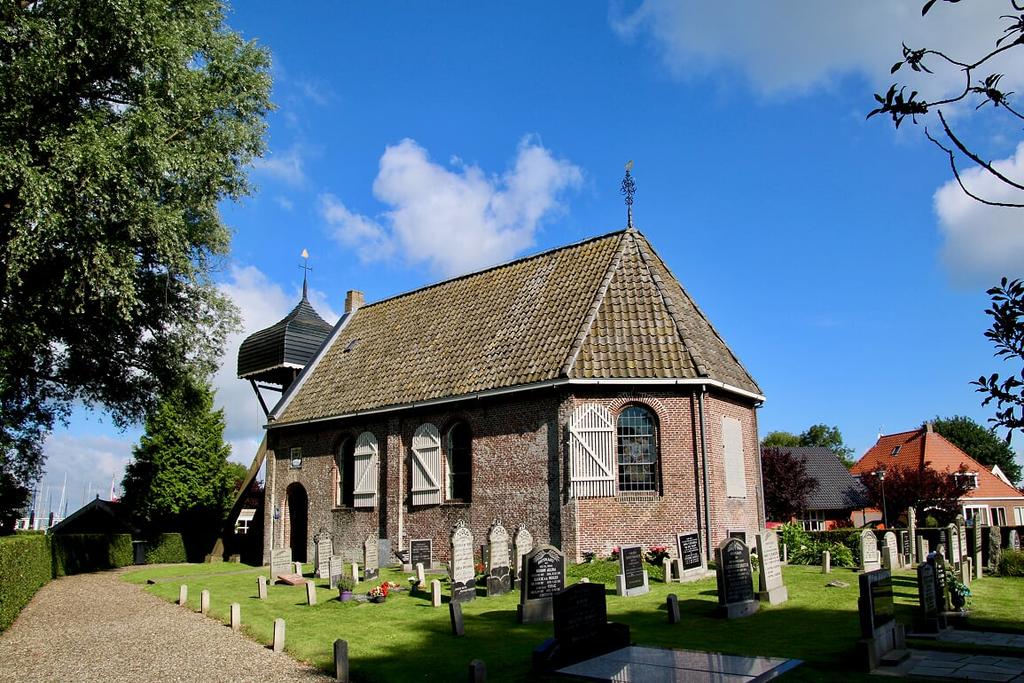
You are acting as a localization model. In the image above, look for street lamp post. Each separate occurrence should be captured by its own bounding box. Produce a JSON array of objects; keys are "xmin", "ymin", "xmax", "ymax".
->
[{"xmin": 875, "ymin": 469, "xmax": 888, "ymax": 528}]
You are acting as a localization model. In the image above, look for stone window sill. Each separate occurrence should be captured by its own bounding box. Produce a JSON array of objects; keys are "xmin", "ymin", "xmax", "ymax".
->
[{"xmin": 616, "ymin": 491, "xmax": 659, "ymax": 503}]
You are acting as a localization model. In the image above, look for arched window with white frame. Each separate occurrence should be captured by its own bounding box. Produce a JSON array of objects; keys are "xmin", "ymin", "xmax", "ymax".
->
[{"xmin": 616, "ymin": 405, "xmax": 659, "ymax": 493}]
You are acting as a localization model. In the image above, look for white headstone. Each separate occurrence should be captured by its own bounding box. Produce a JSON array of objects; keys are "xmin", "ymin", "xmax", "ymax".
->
[
  {"xmin": 306, "ymin": 580, "xmax": 317, "ymax": 606},
  {"xmin": 200, "ymin": 589, "xmax": 210, "ymax": 615},
  {"xmin": 178, "ymin": 584, "xmax": 188, "ymax": 606},
  {"xmin": 257, "ymin": 575, "xmax": 267, "ymax": 600},
  {"xmin": 363, "ymin": 536, "xmax": 379, "ymax": 581},
  {"xmin": 430, "ymin": 579, "xmax": 442, "ymax": 607},
  {"xmin": 449, "ymin": 521, "xmax": 475, "ymax": 603},
  {"xmin": 230, "ymin": 602, "xmax": 240, "ymax": 631},
  {"xmin": 882, "ymin": 532, "xmax": 899, "ymax": 570},
  {"xmin": 860, "ymin": 530, "xmax": 880, "ymax": 572},
  {"xmin": 315, "ymin": 537, "xmax": 333, "ymax": 578},
  {"xmin": 486, "ymin": 521, "xmax": 511, "ymax": 596},
  {"xmin": 755, "ymin": 530, "xmax": 788, "ymax": 605},
  {"xmin": 512, "ymin": 526, "xmax": 533, "ymax": 583},
  {"xmin": 270, "ymin": 548, "xmax": 292, "ymax": 577},
  {"xmin": 273, "ymin": 618, "xmax": 285, "ymax": 653}
]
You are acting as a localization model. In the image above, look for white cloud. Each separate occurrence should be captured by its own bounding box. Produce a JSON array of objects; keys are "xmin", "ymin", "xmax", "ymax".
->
[
  {"xmin": 935, "ymin": 142, "xmax": 1024, "ymax": 283},
  {"xmin": 39, "ymin": 433, "xmax": 134, "ymax": 514},
  {"xmin": 213, "ymin": 265, "xmax": 339, "ymax": 467},
  {"xmin": 252, "ymin": 146, "xmax": 306, "ymax": 186},
  {"xmin": 274, "ymin": 196, "xmax": 295, "ymax": 211},
  {"xmin": 321, "ymin": 136, "xmax": 583, "ymax": 277},
  {"xmin": 610, "ymin": 2, "xmax": 1022, "ymax": 98}
]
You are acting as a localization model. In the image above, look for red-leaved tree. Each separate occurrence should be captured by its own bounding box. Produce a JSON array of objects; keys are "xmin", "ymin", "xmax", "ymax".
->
[
  {"xmin": 761, "ymin": 447, "xmax": 819, "ymax": 522},
  {"xmin": 859, "ymin": 462, "xmax": 973, "ymax": 526}
]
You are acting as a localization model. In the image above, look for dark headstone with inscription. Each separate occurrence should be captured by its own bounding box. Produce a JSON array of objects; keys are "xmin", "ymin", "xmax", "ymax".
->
[
  {"xmin": 913, "ymin": 562, "xmax": 945, "ymax": 633},
  {"xmin": 531, "ymin": 582, "xmax": 631, "ymax": 672},
  {"xmin": 666, "ymin": 593, "xmax": 681, "ymax": 624},
  {"xmin": 449, "ymin": 601, "xmax": 465, "ymax": 637},
  {"xmin": 714, "ymin": 537, "xmax": 758, "ymax": 619},
  {"xmin": 676, "ymin": 532, "xmax": 705, "ymax": 583},
  {"xmin": 615, "ymin": 544, "xmax": 649, "ymax": 597},
  {"xmin": 410, "ymin": 538, "xmax": 432, "ymax": 571},
  {"xmin": 929, "ymin": 553, "xmax": 951, "ymax": 612},
  {"xmin": 518, "ymin": 545, "xmax": 565, "ymax": 624},
  {"xmin": 856, "ymin": 569, "xmax": 907, "ymax": 671},
  {"xmin": 449, "ymin": 522, "xmax": 475, "ymax": 603}
]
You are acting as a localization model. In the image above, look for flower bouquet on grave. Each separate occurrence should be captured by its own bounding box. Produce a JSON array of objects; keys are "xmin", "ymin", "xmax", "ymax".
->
[
  {"xmin": 368, "ymin": 583, "xmax": 389, "ymax": 603},
  {"xmin": 946, "ymin": 569, "xmax": 971, "ymax": 611},
  {"xmin": 610, "ymin": 546, "xmax": 621, "ymax": 561},
  {"xmin": 646, "ymin": 545, "xmax": 669, "ymax": 565},
  {"xmin": 408, "ymin": 575, "xmax": 420, "ymax": 592}
]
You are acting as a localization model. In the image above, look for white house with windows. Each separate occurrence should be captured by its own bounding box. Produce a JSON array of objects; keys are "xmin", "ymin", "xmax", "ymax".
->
[{"xmin": 260, "ymin": 228, "xmax": 766, "ymax": 564}]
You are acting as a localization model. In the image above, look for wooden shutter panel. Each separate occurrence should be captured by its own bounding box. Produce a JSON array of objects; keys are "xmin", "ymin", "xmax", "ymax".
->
[
  {"xmin": 411, "ymin": 424, "xmax": 442, "ymax": 506},
  {"xmin": 569, "ymin": 404, "xmax": 616, "ymax": 498},
  {"xmin": 722, "ymin": 416, "xmax": 747, "ymax": 498},
  {"xmin": 352, "ymin": 431, "xmax": 379, "ymax": 508}
]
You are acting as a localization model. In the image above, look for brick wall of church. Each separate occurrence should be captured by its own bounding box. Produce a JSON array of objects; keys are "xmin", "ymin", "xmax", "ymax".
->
[{"xmin": 263, "ymin": 385, "xmax": 762, "ymax": 569}]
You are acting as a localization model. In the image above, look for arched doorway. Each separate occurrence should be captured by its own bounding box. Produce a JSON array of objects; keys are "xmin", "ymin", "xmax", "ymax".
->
[{"xmin": 286, "ymin": 483, "xmax": 308, "ymax": 562}]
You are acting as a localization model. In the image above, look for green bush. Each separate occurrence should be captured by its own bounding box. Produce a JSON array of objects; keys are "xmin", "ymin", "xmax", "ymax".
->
[
  {"xmin": 51, "ymin": 534, "xmax": 134, "ymax": 576},
  {"xmin": 0, "ymin": 534, "xmax": 52, "ymax": 632},
  {"xmin": 778, "ymin": 524, "xmax": 857, "ymax": 567},
  {"xmin": 144, "ymin": 533, "xmax": 187, "ymax": 564},
  {"xmin": 997, "ymin": 549, "xmax": 1024, "ymax": 577}
]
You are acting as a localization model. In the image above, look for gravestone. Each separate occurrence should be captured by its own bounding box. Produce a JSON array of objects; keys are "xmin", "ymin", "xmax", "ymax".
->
[
  {"xmin": 230, "ymin": 602, "xmax": 240, "ymax": 632},
  {"xmin": 882, "ymin": 532, "xmax": 899, "ymax": 570},
  {"xmin": 469, "ymin": 660, "xmax": 486, "ymax": 683},
  {"xmin": 662, "ymin": 557, "xmax": 674, "ymax": 582},
  {"xmin": 363, "ymin": 536, "xmax": 379, "ymax": 581},
  {"xmin": 916, "ymin": 537, "xmax": 928, "ymax": 564},
  {"xmin": 755, "ymin": 530, "xmax": 788, "ymax": 605},
  {"xmin": 270, "ymin": 548, "xmax": 292, "ymax": 578},
  {"xmin": 972, "ymin": 525, "xmax": 982, "ymax": 579},
  {"xmin": 1010, "ymin": 529, "xmax": 1021, "ymax": 552},
  {"xmin": 350, "ymin": 563, "xmax": 359, "ymax": 585},
  {"xmin": 947, "ymin": 524, "xmax": 961, "ymax": 568},
  {"xmin": 305, "ymin": 580, "xmax": 317, "ymax": 606},
  {"xmin": 328, "ymin": 556, "xmax": 343, "ymax": 590},
  {"xmin": 714, "ymin": 537, "xmax": 759, "ymax": 619},
  {"xmin": 955, "ymin": 515, "xmax": 968, "ymax": 563},
  {"xmin": 822, "ymin": 550, "xmax": 831, "ymax": 574},
  {"xmin": 257, "ymin": 575, "xmax": 267, "ymax": 600},
  {"xmin": 907, "ymin": 508, "xmax": 917, "ymax": 564},
  {"xmin": 486, "ymin": 521, "xmax": 512, "ymax": 596},
  {"xmin": 410, "ymin": 538, "xmax": 433, "ymax": 571},
  {"xmin": 415, "ymin": 562, "xmax": 426, "ymax": 586},
  {"xmin": 430, "ymin": 579, "xmax": 442, "ymax": 607},
  {"xmin": 314, "ymin": 536, "xmax": 333, "ymax": 579},
  {"xmin": 533, "ymin": 582, "xmax": 630, "ymax": 671},
  {"xmin": 518, "ymin": 545, "xmax": 566, "ymax": 623},
  {"xmin": 675, "ymin": 531, "xmax": 706, "ymax": 582},
  {"xmin": 615, "ymin": 544, "xmax": 649, "ymax": 597},
  {"xmin": 860, "ymin": 530, "xmax": 880, "ymax": 572},
  {"xmin": 512, "ymin": 526, "xmax": 533, "ymax": 586},
  {"xmin": 988, "ymin": 525, "xmax": 1002, "ymax": 571},
  {"xmin": 273, "ymin": 618, "xmax": 286, "ymax": 653},
  {"xmin": 449, "ymin": 521, "xmax": 475, "ymax": 603},
  {"xmin": 899, "ymin": 531, "xmax": 910, "ymax": 566},
  {"xmin": 178, "ymin": 584, "xmax": 187, "ymax": 606},
  {"xmin": 449, "ymin": 601, "xmax": 465, "ymax": 637},
  {"xmin": 856, "ymin": 569, "xmax": 906, "ymax": 671},
  {"xmin": 929, "ymin": 553, "xmax": 950, "ymax": 612},
  {"xmin": 936, "ymin": 543, "xmax": 946, "ymax": 560},
  {"xmin": 914, "ymin": 562, "xmax": 943, "ymax": 633},
  {"xmin": 334, "ymin": 639, "xmax": 349, "ymax": 683},
  {"xmin": 962, "ymin": 557, "xmax": 973, "ymax": 588},
  {"xmin": 666, "ymin": 593, "xmax": 681, "ymax": 624},
  {"xmin": 200, "ymin": 589, "xmax": 209, "ymax": 615}
]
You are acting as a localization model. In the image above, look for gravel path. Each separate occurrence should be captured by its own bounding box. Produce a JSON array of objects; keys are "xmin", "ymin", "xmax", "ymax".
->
[{"xmin": 0, "ymin": 568, "xmax": 330, "ymax": 682}]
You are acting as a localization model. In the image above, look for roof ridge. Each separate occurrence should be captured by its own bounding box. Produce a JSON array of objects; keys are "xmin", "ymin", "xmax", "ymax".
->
[
  {"xmin": 559, "ymin": 231, "xmax": 630, "ymax": 377},
  {"xmin": 357, "ymin": 228, "xmax": 629, "ymax": 312},
  {"xmin": 628, "ymin": 230, "xmax": 709, "ymax": 377}
]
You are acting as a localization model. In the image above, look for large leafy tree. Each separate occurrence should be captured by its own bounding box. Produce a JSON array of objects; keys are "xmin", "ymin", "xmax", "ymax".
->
[
  {"xmin": 0, "ymin": 0, "xmax": 271, "ymax": 531},
  {"xmin": 761, "ymin": 424, "xmax": 856, "ymax": 468},
  {"xmin": 859, "ymin": 463, "xmax": 974, "ymax": 527},
  {"xmin": 760, "ymin": 447, "xmax": 819, "ymax": 522},
  {"xmin": 120, "ymin": 375, "xmax": 236, "ymax": 532},
  {"xmin": 932, "ymin": 415, "xmax": 1021, "ymax": 485}
]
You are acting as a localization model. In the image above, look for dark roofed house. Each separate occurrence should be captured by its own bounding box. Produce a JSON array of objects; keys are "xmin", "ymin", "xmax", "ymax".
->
[
  {"xmin": 260, "ymin": 227, "xmax": 766, "ymax": 566},
  {"xmin": 781, "ymin": 447, "xmax": 868, "ymax": 531}
]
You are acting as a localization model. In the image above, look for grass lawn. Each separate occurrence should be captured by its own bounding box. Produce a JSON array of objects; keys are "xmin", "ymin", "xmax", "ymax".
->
[{"xmin": 126, "ymin": 561, "xmax": 1023, "ymax": 682}]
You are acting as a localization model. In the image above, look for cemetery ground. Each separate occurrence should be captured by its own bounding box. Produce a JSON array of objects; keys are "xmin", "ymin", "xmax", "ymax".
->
[{"xmin": 125, "ymin": 560, "xmax": 1024, "ymax": 682}]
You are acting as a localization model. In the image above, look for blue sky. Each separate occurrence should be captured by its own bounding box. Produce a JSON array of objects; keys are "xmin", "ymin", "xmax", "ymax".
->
[{"xmin": 37, "ymin": 2, "xmax": 1024, "ymax": 514}]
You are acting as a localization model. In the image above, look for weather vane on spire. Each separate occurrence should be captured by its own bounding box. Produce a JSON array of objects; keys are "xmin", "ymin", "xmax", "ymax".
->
[
  {"xmin": 621, "ymin": 160, "xmax": 636, "ymax": 229},
  {"xmin": 299, "ymin": 248, "xmax": 311, "ymax": 299}
]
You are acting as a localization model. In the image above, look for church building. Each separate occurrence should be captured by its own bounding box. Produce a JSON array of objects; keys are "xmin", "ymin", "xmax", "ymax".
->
[{"xmin": 252, "ymin": 227, "xmax": 766, "ymax": 566}]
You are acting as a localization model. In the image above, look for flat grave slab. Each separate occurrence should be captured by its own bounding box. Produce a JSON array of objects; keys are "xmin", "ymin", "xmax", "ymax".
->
[
  {"xmin": 275, "ymin": 574, "xmax": 306, "ymax": 586},
  {"xmin": 878, "ymin": 649, "xmax": 1024, "ymax": 682},
  {"xmin": 556, "ymin": 646, "xmax": 801, "ymax": 682}
]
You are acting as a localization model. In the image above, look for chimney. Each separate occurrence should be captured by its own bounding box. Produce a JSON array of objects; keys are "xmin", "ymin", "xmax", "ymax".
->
[
  {"xmin": 926, "ymin": 421, "xmax": 934, "ymax": 434},
  {"xmin": 345, "ymin": 290, "xmax": 365, "ymax": 314}
]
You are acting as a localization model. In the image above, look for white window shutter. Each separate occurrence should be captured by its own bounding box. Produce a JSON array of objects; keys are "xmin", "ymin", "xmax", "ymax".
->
[
  {"xmin": 722, "ymin": 416, "xmax": 747, "ymax": 498},
  {"xmin": 411, "ymin": 424, "xmax": 442, "ymax": 506},
  {"xmin": 569, "ymin": 404, "xmax": 616, "ymax": 498},
  {"xmin": 352, "ymin": 431, "xmax": 379, "ymax": 508}
]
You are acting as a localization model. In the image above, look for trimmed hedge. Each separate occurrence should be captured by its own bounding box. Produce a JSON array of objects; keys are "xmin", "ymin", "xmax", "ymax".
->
[
  {"xmin": 144, "ymin": 533, "xmax": 187, "ymax": 564},
  {"xmin": 51, "ymin": 534, "xmax": 134, "ymax": 576},
  {"xmin": 0, "ymin": 534, "xmax": 52, "ymax": 632}
]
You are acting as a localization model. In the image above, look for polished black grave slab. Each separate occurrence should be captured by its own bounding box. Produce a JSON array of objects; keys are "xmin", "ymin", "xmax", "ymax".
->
[{"xmin": 556, "ymin": 646, "xmax": 801, "ymax": 682}]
